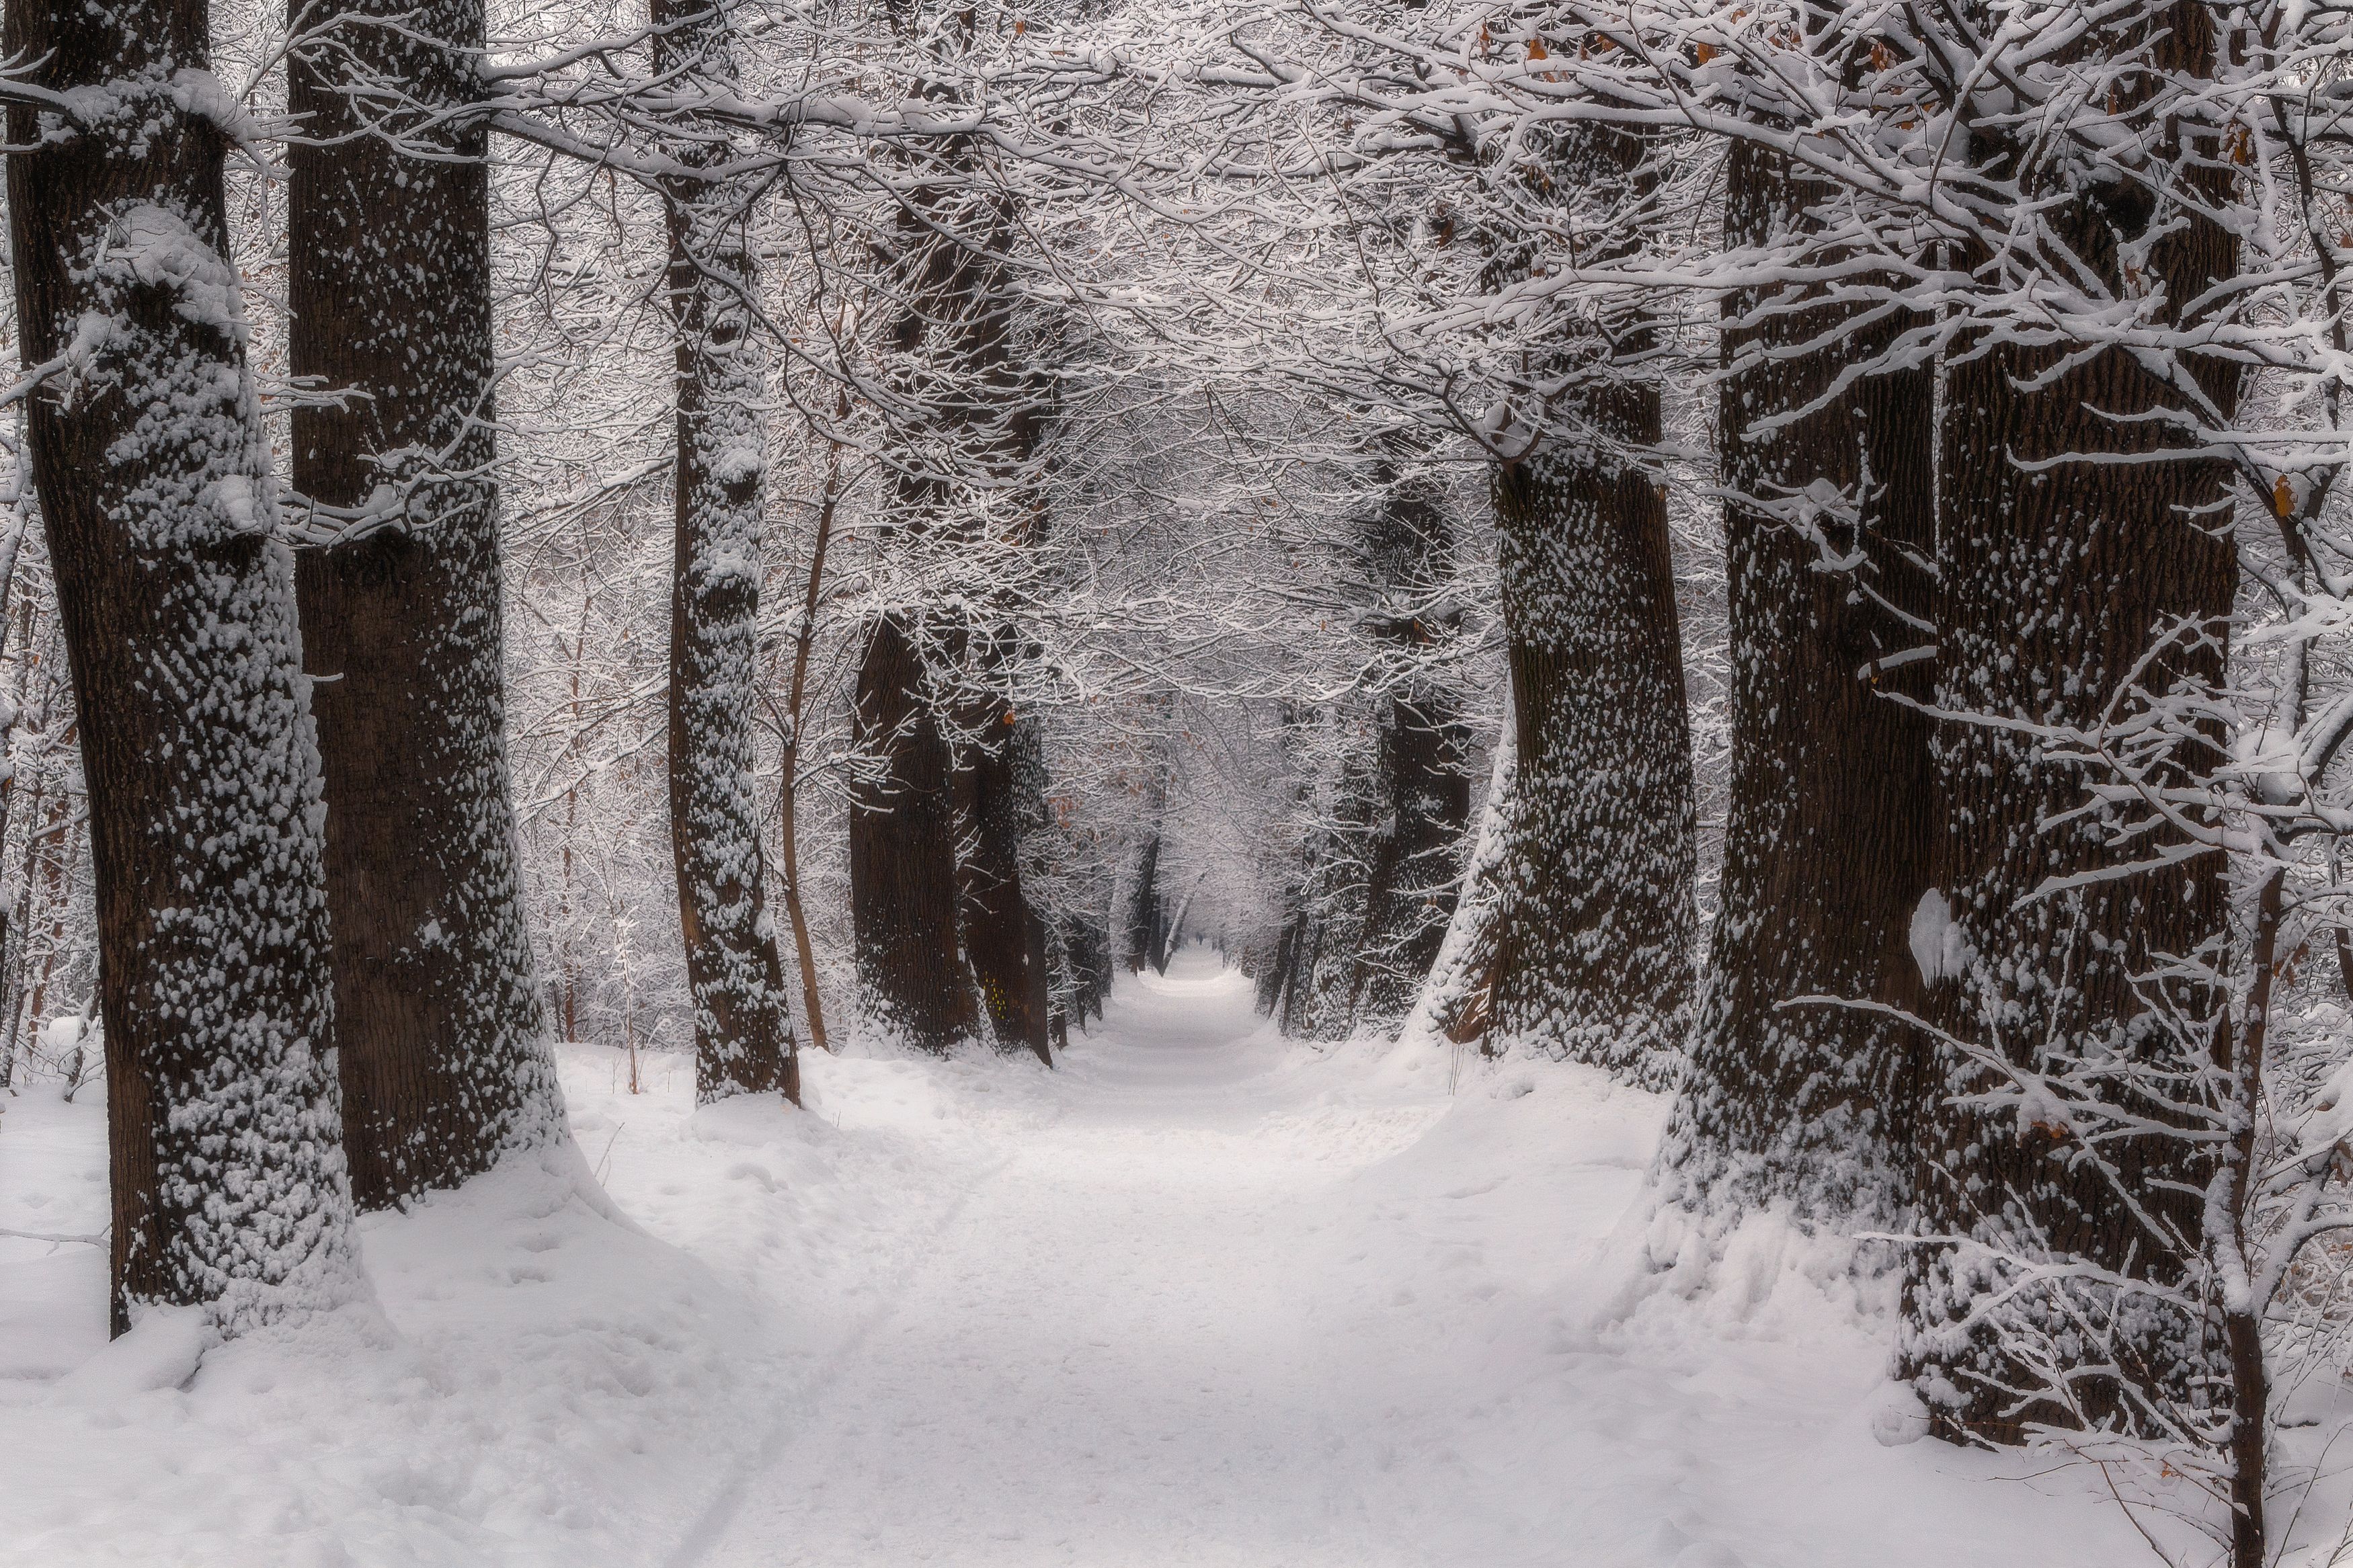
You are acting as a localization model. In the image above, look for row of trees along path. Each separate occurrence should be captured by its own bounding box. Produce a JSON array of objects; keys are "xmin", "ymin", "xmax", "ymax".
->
[{"xmin": 5, "ymin": 5, "xmax": 2353, "ymax": 1568}]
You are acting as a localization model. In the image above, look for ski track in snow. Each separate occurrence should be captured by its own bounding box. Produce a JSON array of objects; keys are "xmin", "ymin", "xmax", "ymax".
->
[{"xmin": 1, "ymin": 946, "xmax": 2274, "ymax": 1565}]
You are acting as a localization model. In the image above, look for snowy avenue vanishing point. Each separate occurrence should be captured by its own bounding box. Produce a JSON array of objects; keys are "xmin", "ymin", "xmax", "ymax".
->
[{"xmin": 4, "ymin": 0, "xmax": 2353, "ymax": 1565}]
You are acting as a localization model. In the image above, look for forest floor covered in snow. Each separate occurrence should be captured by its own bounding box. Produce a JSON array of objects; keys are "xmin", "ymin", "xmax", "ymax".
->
[{"xmin": 0, "ymin": 948, "xmax": 2327, "ymax": 1566}]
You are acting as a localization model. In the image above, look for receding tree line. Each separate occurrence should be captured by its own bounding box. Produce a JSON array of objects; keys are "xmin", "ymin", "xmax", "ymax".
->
[
  {"xmin": 5, "ymin": 0, "xmax": 2348, "ymax": 1561},
  {"xmin": 3, "ymin": 0, "xmax": 1111, "ymax": 1340}
]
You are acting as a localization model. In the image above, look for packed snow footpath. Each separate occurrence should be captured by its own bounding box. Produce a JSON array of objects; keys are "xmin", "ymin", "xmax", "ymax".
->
[{"xmin": 0, "ymin": 948, "xmax": 2297, "ymax": 1566}]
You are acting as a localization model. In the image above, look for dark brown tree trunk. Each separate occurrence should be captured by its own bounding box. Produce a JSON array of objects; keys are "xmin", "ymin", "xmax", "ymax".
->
[
  {"xmin": 656, "ymin": 0, "xmax": 797, "ymax": 1106},
  {"xmin": 850, "ymin": 614, "xmax": 975, "ymax": 1051},
  {"xmin": 9, "ymin": 0, "xmax": 362, "ymax": 1333},
  {"xmin": 845, "ymin": 34, "xmax": 1055, "ymax": 1051},
  {"xmin": 290, "ymin": 0, "xmax": 564, "ymax": 1208},
  {"xmin": 1123, "ymin": 831, "xmax": 1163, "ymax": 974},
  {"xmin": 1025, "ymin": 907, "xmax": 1055, "ymax": 1053},
  {"xmin": 1349, "ymin": 450, "xmax": 1472, "ymax": 1025},
  {"xmin": 1656, "ymin": 142, "xmax": 1937, "ymax": 1225},
  {"xmin": 1487, "ymin": 411, "xmax": 1697, "ymax": 1089},
  {"xmin": 1060, "ymin": 910, "xmax": 1112, "ymax": 1025},
  {"xmin": 1474, "ymin": 115, "xmax": 1695, "ymax": 1087},
  {"xmin": 957, "ymin": 710, "xmax": 1051, "ymax": 1062},
  {"xmin": 1282, "ymin": 919, "xmax": 1324, "ymax": 1035},
  {"xmin": 1351, "ymin": 691, "xmax": 1470, "ymax": 1016},
  {"xmin": 1257, "ymin": 911, "xmax": 1301, "ymax": 1016},
  {"xmin": 1901, "ymin": 0, "xmax": 2242, "ymax": 1440}
]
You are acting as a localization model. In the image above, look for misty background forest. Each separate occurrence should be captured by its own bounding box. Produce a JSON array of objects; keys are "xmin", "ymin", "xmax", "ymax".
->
[{"xmin": 4, "ymin": 0, "xmax": 2353, "ymax": 1563}]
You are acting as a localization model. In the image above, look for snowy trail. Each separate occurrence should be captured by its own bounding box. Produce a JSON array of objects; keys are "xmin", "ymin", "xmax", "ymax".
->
[
  {"xmin": 693, "ymin": 950, "xmax": 1414, "ymax": 1568},
  {"xmin": 672, "ymin": 950, "xmax": 2184, "ymax": 1568},
  {"xmin": 0, "ymin": 947, "xmax": 2210, "ymax": 1567}
]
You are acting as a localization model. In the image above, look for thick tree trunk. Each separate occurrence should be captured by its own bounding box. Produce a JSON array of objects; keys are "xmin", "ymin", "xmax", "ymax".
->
[
  {"xmin": 1349, "ymin": 690, "xmax": 1470, "ymax": 1018},
  {"xmin": 1060, "ymin": 910, "xmax": 1111, "ymax": 1024},
  {"xmin": 846, "ymin": 72, "xmax": 1055, "ymax": 1052},
  {"xmin": 1403, "ymin": 711, "xmax": 1513, "ymax": 1048},
  {"xmin": 1487, "ymin": 418, "xmax": 1697, "ymax": 1089},
  {"xmin": 657, "ymin": 0, "xmax": 797, "ymax": 1106},
  {"xmin": 1256, "ymin": 912, "xmax": 1301, "ymax": 1016},
  {"xmin": 1656, "ymin": 142, "xmax": 1937, "ymax": 1225},
  {"xmin": 1476, "ymin": 115, "xmax": 1695, "ymax": 1086},
  {"xmin": 8, "ymin": 2, "xmax": 362, "ymax": 1333},
  {"xmin": 1349, "ymin": 452, "xmax": 1471, "ymax": 1026},
  {"xmin": 289, "ymin": 0, "xmax": 565, "ymax": 1208},
  {"xmin": 1123, "ymin": 832, "xmax": 1163, "ymax": 974},
  {"xmin": 1902, "ymin": 1, "xmax": 2242, "ymax": 1440},
  {"xmin": 958, "ymin": 710, "xmax": 1051, "ymax": 1062},
  {"xmin": 850, "ymin": 614, "xmax": 975, "ymax": 1051}
]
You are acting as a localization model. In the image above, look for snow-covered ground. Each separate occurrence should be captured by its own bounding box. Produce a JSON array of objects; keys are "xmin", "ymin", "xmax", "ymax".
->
[{"xmin": 0, "ymin": 948, "xmax": 2323, "ymax": 1565}]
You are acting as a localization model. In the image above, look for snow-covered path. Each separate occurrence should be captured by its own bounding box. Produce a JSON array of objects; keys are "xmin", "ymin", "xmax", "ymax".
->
[
  {"xmin": 670, "ymin": 950, "xmax": 2163, "ymax": 1568},
  {"xmin": 687, "ymin": 952, "xmax": 1414, "ymax": 1567},
  {"xmin": 0, "ymin": 948, "xmax": 2241, "ymax": 1566}
]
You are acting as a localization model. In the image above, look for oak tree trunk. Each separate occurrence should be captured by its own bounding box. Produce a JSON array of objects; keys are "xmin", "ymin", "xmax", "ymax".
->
[
  {"xmin": 845, "ymin": 41, "xmax": 1055, "ymax": 1049},
  {"xmin": 1478, "ymin": 118, "xmax": 1696, "ymax": 1087},
  {"xmin": 958, "ymin": 708, "xmax": 1051, "ymax": 1061},
  {"xmin": 1349, "ymin": 450, "xmax": 1471, "ymax": 1025},
  {"xmin": 1902, "ymin": 0, "xmax": 2242, "ymax": 1440},
  {"xmin": 850, "ymin": 613, "xmax": 975, "ymax": 1051},
  {"xmin": 1488, "ymin": 421, "xmax": 1696, "ymax": 1088},
  {"xmin": 289, "ymin": 0, "xmax": 564, "ymax": 1207},
  {"xmin": 1123, "ymin": 831, "xmax": 1164, "ymax": 974},
  {"xmin": 1657, "ymin": 142, "xmax": 1936, "ymax": 1225},
  {"xmin": 9, "ymin": 0, "xmax": 363, "ymax": 1333}
]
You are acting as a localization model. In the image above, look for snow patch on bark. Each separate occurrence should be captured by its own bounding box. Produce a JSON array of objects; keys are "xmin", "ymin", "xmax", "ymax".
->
[{"xmin": 1907, "ymin": 888, "xmax": 1967, "ymax": 986}]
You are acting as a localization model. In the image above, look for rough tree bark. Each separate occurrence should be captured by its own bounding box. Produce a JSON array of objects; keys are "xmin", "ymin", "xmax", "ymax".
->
[
  {"xmin": 8, "ymin": 3, "xmax": 363, "ymax": 1333},
  {"xmin": 1486, "ymin": 409, "xmax": 1696, "ymax": 1088},
  {"xmin": 289, "ymin": 0, "xmax": 564, "ymax": 1207},
  {"xmin": 656, "ymin": 0, "xmax": 798, "ymax": 1105},
  {"xmin": 1123, "ymin": 830, "xmax": 1164, "ymax": 974},
  {"xmin": 848, "ymin": 10, "xmax": 1057, "ymax": 1054},
  {"xmin": 850, "ymin": 612, "xmax": 976, "ymax": 1051},
  {"xmin": 1474, "ymin": 118, "xmax": 1696, "ymax": 1088},
  {"xmin": 1654, "ymin": 140, "xmax": 1937, "ymax": 1225},
  {"xmin": 1901, "ymin": 0, "xmax": 2243, "ymax": 1444},
  {"xmin": 1275, "ymin": 721, "xmax": 1370, "ymax": 1039},
  {"xmin": 1058, "ymin": 910, "xmax": 1112, "ymax": 1027},
  {"xmin": 957, "ymin": 707, "xmax": 1053, "ymax": 1062},
  {"xmin": 1347, "ymin": 444, "xmax": 1471, "ymax": 1026}
]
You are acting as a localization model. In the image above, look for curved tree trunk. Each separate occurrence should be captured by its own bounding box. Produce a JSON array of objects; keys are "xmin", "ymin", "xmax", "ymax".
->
[
  {"xmin": 656, "ymin": 0, "xmax": 798, "ymax": 1106},
  {"xmin": 9, "ymin": 1, "xmax": 362, "ymax": 1333},
  {"xmin": 778, "ymin": 434, "xmax": 841, "ymax": 1055},
  {"xmin": 1402, "ymin": 710, "xmax": 1514, "ymax": 1048},
  {"xmin": 289, "ymin": 0, "xmax": 564, "ymax": 1208},
  {"xmin": 1487, "ymin": 423, "xmax": 1696, "ymax": 1089},
  {"xmin": 1655, "ymin": 142, "xmax": 1936, "ymax": 1226}
]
